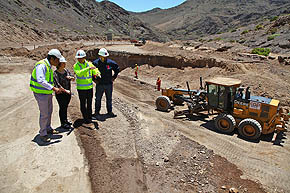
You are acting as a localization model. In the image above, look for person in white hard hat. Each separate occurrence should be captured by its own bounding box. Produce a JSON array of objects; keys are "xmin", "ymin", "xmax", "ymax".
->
[
  {"xmin": 30, "ymin": 49, "xmax": 65, "ymax": 143},
  {"xmin": 92, "ymin": 48, "xmax": 119, "ymax": 119},
  {"xmin": 53, "ymin": 56, "xmax": 75, "ymax": 129},
  {"xmin": 74, "ymin": 49, "xmax": 101, "ymax": 124}
]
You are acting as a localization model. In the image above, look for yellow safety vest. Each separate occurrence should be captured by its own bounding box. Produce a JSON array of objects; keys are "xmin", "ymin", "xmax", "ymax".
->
[
  {"xmin": 30, "ymin": 59, "xmax": 53, "ymax": 94},
  {"xmin": 74, "ymin": 60, "xmax": 100, "ymax": 90}
]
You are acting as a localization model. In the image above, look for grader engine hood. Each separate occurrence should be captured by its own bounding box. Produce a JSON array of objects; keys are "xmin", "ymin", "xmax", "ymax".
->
[{"xmin": 233, "ymin": 95, "xmax": 289, "ymax": 134}]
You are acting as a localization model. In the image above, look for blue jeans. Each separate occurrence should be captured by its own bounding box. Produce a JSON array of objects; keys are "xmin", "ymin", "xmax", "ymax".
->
[{"xmin": 95, "ymin": 84, "xmax": 113, "ymax": 114}]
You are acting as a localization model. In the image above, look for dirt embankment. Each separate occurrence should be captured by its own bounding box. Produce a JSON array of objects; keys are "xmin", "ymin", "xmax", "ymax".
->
[
  {"xmin": 85, "ymin": 44, "xmax": 290, "ymax": 107},
  {"xmin": 86, "ymin": 48, "xmax": 228, "ymax": 70}
]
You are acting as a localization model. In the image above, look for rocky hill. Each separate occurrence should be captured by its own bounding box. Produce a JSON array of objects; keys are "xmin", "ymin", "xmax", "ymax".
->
[
  {"xmin": 0, "ymin": 0, "xmax": 168, "ymax": 45},
  {"xmin": 135, "ymin": 0, "xmax": 290, "ymax": 40},
  {"xmin": 199, "ymin": 14, "xmax": 290, "ymax": 54},
  {"xmin": 1, "ymin": 0, "xmax": 289, "ymax": 54}
]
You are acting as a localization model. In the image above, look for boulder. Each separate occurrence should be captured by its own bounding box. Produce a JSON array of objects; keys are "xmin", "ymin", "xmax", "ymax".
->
[
  {"xmin": 268, "ymin": 56, "xmax": 276, "ymax": 60},
  {"xmin": 229, "ymin": 187, "xmax": 239, "ymax": 193},
  {"xmin": 279, "ymin": 40, "xmax": 290, "ymax": 49}
]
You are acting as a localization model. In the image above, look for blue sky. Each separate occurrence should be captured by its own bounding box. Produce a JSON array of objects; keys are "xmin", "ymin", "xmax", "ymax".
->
[{"xmin": 96, "ymin": 0, "xmax": 186, "ymax": 12}]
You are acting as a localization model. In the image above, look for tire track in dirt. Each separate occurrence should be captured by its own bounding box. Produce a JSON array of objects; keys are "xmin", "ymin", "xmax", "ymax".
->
[{"xmin": 0, "ymin": 97, "xmax": 33, "ymax": 121}]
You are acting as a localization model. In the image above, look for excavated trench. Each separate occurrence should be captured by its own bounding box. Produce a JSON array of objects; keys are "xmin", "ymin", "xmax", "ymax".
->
[{"xmin": 86, "ymin": 48, "xmax": 227, "ymax": 70}]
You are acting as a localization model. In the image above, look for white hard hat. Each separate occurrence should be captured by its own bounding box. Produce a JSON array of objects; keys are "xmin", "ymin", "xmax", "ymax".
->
[
  {"xmin": 75, "ymin": 50, "xmax": 86, "ymax": 58},
  {"xmin": 48, "ymin": 49, "xmax": 62, "ymax": 59},
  {"xmin": 98, "ymin": 48, "xmax": 109, "ymax": 57},
  {"xmin": 59, "ymin": 56, "xmax": 67, "ymax": 63}
]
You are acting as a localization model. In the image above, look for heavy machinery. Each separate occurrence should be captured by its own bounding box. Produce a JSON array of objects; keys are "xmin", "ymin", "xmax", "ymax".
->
[{"xmin": 155, "ymin": 77, "xmax": 289, "ymax": 140}]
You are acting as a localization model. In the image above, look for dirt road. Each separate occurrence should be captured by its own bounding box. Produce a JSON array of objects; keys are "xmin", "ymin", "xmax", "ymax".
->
[
  {"xmin": 70, "ymin": 71, "xmax": 289, "ymax": 193},
  {"xmin": 0, "ymin": 56, "xmax": 91, "ymax": 193},
  {"xmin": 115, "ymin": 73, "xmax": 290, "ymax": 192}
]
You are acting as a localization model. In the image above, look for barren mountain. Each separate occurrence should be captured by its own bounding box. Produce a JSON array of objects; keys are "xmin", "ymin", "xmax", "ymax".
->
[
  {"xmin": 0, "ymin": 0, "xmax": 168, "ymax": 45},
  {"xmin": 135, "ymin": 0, "xmax": 290, "ymax": 40}
]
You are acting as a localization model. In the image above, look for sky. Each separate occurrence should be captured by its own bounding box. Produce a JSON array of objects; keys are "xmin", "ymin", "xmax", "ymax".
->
[{"xmin": 96, "ymin": 0, "xmax": 186, "ymax": 12}]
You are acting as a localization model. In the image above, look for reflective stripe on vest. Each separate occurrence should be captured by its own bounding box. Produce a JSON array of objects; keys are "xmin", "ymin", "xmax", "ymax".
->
[
  {"xmin": 76, "ymin": 76, "xmax": 92, "ymax": 79},
  {"xmin": 77, "ymin": 82, "xmax": 93, "ymax": 87},
  {"xmin": 30, "ymin": 59, "xmax": 53, "ymax": 94},
  {"xmin": 75, "ymin": 61, "xmax": 93, "ymax": 90},
  {"xmin": 30, "ymin": 76, "xmax": 53, "ymax": 84}
]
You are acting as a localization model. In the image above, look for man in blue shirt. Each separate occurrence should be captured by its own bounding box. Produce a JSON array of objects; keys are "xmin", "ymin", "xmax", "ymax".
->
[{"xmin": 92, "ymin": 48, "xmax": 119, "ymax": 118}]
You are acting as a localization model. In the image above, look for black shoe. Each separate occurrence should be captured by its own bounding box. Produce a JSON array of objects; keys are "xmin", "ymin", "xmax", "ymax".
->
[
  {"xmin": 61, "ymin": 123, "xmax": 71, "ymax": 129},
  {"xmin": 84, "ymin": 119, "xmax": 92, "ymax": 124},
  {"xmin": 93, "ymin": 112, "xmax": 100, "ymax": 116},
  {"xmin": 40, "ymin": 135, "xmax": 51, "ymax": 143},
  {"xmin": 107, "ymin": 112, "xmax": 117, "ymax": 117},
  {"xmin": 47, "ymin": 129, "xmax": 60, "ymax": 135},
  {"xmin": 92, "ymin": 113, "xmax": 100, "ymax": 120},
  {"xmin": 65, "ymin": 120, "xmax": 72, "ymax": 125}
]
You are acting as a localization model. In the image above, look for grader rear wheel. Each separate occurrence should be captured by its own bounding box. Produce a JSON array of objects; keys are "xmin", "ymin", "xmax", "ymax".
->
[
  {"xmin": 238, "ymin": 118, "xmax": 262, "ymax": 140},
  {"xmin": 156, "ymin": 96, "xmax": 171, "ymax": 112},
  {"xmin": 214, "ymin": 114, "xmax": 236, "ymax": 134}
]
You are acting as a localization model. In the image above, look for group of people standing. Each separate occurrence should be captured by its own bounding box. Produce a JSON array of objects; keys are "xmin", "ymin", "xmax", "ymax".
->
[{"xmin": 30, "ymin": 48, "xmax": 119, "ymax": 143}]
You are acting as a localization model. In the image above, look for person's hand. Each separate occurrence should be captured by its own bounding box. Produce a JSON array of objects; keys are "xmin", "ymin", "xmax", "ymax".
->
[
  {"xmin": 59, "ymin": 87, "xmax": 66, "ymax": 93},
  {"xmin": 64, "ymin": 89, "xmax": 71, "ymax": 95},
  {"xmin": 66, "ymin": 76, "xmax": 75, "ymax": 81},
  {"xmin": 89, "ymin": 66, "xmax": 96, "ymax": 70},
  {"xmin": 53, "ymin": 87, "xmax": 62, "ymax": 94}
]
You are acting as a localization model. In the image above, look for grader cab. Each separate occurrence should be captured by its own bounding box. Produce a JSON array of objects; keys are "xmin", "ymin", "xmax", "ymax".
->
[{"xmin": 155, "ymin": 77, "xmax": 289, "ymax": 140}]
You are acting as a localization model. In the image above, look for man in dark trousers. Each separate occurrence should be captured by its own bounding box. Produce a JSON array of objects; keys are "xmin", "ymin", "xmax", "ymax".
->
[{"xmin": 93, "ymin": 48, "xmax": 119, "ymax": 118}]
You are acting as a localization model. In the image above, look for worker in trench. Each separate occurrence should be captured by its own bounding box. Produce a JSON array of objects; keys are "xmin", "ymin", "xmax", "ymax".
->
[
  {"xmin": 135, "ymin": 63, "xmax": 138, "ymax": 79},
  {"xmin": 156, "ymin": 76, "xmax": 161, "ymax": 91}
]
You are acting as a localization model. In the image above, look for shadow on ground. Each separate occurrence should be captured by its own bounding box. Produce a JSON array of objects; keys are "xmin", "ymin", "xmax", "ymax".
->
[
  {"xmin": 73, "ymin": 118, "xmax": 99, "ymax": 130},
  {"xmin": 177, "ymin": 113, "xmax": 284, "ymax": 145},
  {"xmin": 32, "ymin": 134, "xmax": 62, "ymax": 146}
]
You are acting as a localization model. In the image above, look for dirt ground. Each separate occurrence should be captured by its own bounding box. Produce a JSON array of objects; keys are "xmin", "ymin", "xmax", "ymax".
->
[
  {"xmin": 1, "ymin": 41, "xmax": 289, "ymax": 193},
  {"xmin": 0, "ymin": 56, "xmax": 91, "ymax": 193}
]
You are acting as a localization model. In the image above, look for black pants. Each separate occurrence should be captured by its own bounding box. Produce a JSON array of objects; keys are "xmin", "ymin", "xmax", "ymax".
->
[
  {"xmin": 55, "ymin": 93, "xmax": 71, "ymax": 125},
  {"xmin": 77, "ymin": 88, "xmax": 93, "ymax": 121}
]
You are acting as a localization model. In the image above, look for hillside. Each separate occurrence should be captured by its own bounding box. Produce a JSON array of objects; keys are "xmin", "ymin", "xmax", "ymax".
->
[
  {"xmin": 135, "ymin": 0, "xmax": 290, "ymax": 40},
  {"xmin": 0, "ymin": 0, "xmax": 168, "ymax": 45}
]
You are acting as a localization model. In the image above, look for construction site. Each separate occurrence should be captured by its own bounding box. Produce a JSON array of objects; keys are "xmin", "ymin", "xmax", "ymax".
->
[{"xmin": 1, "ymin": 0, "xmax": 290, "ymax": 193}]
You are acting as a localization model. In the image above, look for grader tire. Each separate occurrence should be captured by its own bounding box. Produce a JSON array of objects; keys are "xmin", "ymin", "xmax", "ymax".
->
[
  {"xmin": 238, "ymin": 118, "xmax": 262, "ymax": 140},
  {"xmin": 156, "ymin": 96, "xmax": 171, "ymax": 112},
  {"xmin": 214, "ymin": 114, "xmax": 236, "ymax": 134}
]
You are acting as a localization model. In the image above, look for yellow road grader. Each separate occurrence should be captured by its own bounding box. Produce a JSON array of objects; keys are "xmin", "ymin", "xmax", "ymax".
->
[{"xmin": 155, "ymin": 77, "xmax": 289, "ymax": 140}]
